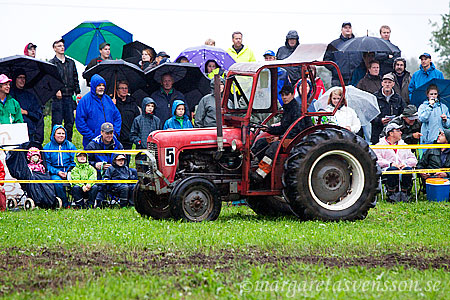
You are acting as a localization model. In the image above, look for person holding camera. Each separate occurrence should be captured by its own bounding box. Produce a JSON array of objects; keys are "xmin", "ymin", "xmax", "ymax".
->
[{"xmin": 418, "ymin": 84, "xmax": 450, "ymax": 144}]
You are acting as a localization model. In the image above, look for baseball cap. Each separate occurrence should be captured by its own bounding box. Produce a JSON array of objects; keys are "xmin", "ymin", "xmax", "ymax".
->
[
  {"xmin": 385, "ymin": 123, "xmax": 402, "ymax": 133},
  {"xmin": 400, "ymin": 105, "xmax": 418, "ymax": 120},
  {"xmin": 115, "ymin": 154, "xmax": 126, "ymax": 161},
  {"xmin": 76, "ymin": 152, "xmax": 87, "ymax": 157},
  {"xmin": 157, "ymin": 51, "xmax": 170, "ymax": 58},
  {"xmin": 27, "ymin": 43, "xmax": 37, "ymax": 49},
  {"xmin": 382, "ymin": 73, "xmax": 395, "ymax": 81},
  {"xmin": 342, "ymin": 22, "xmax": 352, "ymax": 27},
  {"xmin": 263, "ymin": 50, "xmax": 275, "ymax": 57},
  {"xmin": 101, "ymin": 122, "xmax": 114, "ymax": 133},
  {"xmin": 419, "ymin": 53, "xmax": 431, "ymax": 59},
  {"xmin": 99, "ymin": 42, "xmax": 110, "ymax": 50},
  {"xmin": 0, "ymin": 74, "xmax": 12, "ymax": 84}
]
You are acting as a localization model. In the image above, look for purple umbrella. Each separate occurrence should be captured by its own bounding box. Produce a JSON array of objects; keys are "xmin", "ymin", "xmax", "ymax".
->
[{"xmin": 176, "ymin": 45, "xmax": 236, "ymax": 73}]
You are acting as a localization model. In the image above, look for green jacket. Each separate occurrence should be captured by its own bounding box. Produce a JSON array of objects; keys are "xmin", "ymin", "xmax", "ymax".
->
[
  {"xmin": 70, "ymin": 154, "xmax": 97, "ymax": 187},
  {"xmin": 0, "ymin": 95, "xmax": 24, "ymax": 124},
  {"xmin": 226, "ymin": 45, "xmax": 256, "ymax": 63}
]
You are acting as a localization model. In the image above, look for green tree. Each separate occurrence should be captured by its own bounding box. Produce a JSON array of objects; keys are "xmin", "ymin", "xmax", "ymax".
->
[{"xmin": 430, "ymin": 9, "xmax": 450, "ymax": 77}]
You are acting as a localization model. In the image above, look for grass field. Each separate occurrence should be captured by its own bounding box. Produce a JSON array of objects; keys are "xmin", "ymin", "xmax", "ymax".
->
[
  {"xmin": 1, "ymin": 116, "xmax": 447, "ymax": 299},
  {"xmin": 1, "ymin": 201, "xmax": 449, "ymax": 299}
]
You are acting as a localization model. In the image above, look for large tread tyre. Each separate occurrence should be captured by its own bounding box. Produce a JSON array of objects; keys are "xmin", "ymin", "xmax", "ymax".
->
[
  {"xmin": 283, "ymin": 128, "xmax": 380, "ymax": 221},
  {"xmin": 246, "ymin": 196, "xmax": 296, "ymax": 217},
  {"xmin": 133, "ymin": 183, "xmax": 171, "ymax": 220},
  {"xmin": 169, "ymin": 177, "xmax": 221, "ymax": 222}
]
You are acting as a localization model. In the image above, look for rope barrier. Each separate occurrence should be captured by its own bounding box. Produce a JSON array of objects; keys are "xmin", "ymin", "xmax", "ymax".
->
[
  {"xmin": 0, "ymin": 180, "xmax": 138, "ymax": 184},
  {"xmin": 0, "ymin": 148, "xmax": 142, "ymax": 154}
]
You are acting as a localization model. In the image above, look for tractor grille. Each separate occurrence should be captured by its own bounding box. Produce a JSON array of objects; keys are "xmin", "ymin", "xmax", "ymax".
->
[{"xmin": 148, "ymin": 142, "xmax": 158, "ymax": 165}]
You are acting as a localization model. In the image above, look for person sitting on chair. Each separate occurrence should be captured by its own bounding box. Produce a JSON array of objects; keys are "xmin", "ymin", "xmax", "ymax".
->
[
  {"xmin": 374, "ymin": 123, "xmax": 417, "ymax": 202},
  {"xmin": 417, "ymin": 128, "xmax": 450, "ymax": 180},
  {"xmin": 251, "ymin": 85, "xmax": 312, "ymax": 182}
]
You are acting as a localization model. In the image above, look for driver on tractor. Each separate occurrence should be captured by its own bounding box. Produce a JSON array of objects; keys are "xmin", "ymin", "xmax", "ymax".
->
[{"xmin": 251, "ymin": 84, "xmax": 312, "ymax": 183}]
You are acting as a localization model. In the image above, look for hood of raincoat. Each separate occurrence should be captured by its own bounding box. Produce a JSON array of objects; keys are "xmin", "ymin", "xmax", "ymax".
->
[
  {"xmin": 285, "ymin": 30, "xmax": 300, "ymax": 49},
  {"xmin": 209, "ymin": 77, "xmax": 226, "ymax": 91},
  {"xmin": 27, "ymin": 147, "xmax": 42, "ymax": 162},
  {"xmin": 141, "ymin": 97, "xmax": 157, "ymax": 115},
  {"xmin": 111, "ymin": 153, "xmax": 128, "ymax": 167},
  {"xmin": 171, "ymin": 99, "xmax": 187, "ymax": 116},
  {"xmin": 74, "ymin": 152, "xmax": 90, "ymax": 168},
  {"xmin": 89, "ymin": 74, "xmax": 107, "ymax": 98},
  {"xmin": 50, "ymin": 124, "xmax": 68, "ymax": 146}
]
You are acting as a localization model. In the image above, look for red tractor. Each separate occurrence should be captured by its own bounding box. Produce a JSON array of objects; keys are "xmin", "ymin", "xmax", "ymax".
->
[{"xmin": 134, "ymin": 45, "xmax": 380, "ymax": 222}]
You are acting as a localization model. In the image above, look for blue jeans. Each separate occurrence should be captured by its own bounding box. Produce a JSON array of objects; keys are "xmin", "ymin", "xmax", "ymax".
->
[
  {"xmin": 96, "ymin": 183, "xmax": 135, "ymax": 207},
  {"xmin": 51, "ymin": 174, "xmax": 68, "ymax": 207},
  {"xmin": 382, "ymin": 167, "xmax": 413, "ymax": 192}
]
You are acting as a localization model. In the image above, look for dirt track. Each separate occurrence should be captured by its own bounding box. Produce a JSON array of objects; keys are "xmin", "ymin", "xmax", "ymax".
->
[{"xmin": 1, "ymin": 247, "xmax": 449, "ymax": 295}]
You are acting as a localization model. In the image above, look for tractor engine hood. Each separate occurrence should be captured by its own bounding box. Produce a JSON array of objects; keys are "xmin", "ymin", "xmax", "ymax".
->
[{"xmin": 147, "ymin": 127, "xmax": 242, "ymax": 150}]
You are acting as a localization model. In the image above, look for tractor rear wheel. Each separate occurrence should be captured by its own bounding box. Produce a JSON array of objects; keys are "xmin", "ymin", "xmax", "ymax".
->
[
  {"xmin": 133, "ymin": 183, "xmax": 171, "ymax": 219},
  {"xmin": 283, "ymin": 128, "xmax": 380, "ymax": 221},
  {"xmin": 246, "ymin": 196, "xmax": 296, "ymax": 217}
]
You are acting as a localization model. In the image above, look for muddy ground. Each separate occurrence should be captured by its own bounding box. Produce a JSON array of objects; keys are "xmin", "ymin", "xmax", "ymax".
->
[{"xmin": 1, "ymin": 247, "xmax": 449, "ymax": 296}]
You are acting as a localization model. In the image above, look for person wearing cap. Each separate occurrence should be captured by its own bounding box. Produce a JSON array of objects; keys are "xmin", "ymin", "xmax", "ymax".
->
[
  {"xmin": 263, "ymin": 50, "xmax": 290, "ymax": 105},
  {"xmin": 374, "ymin": 122, "xmax": 417, "ymax": 202},
  {"xmin": 371, "ymin": 73, "xmax": 406, "ymax": 144},
  {"xmin": 417, "ymin": 128, "xmax": 450, "ymax": 179},
  {"xmin": 323, "ymin": 22, "xmax": 359, "ymax": 87},
  {"xmin": 375, "ymin": 25, "xmax": 401, "ymax": 76},
  {"xmin": 392, "ymin": 57, "xmax": 412, "ymax": 103},
  {"xmin": 408, "ymin": 53, "xmax": 444, "ymax": 99},
  {"xmin": 381, "ymin": 105, "xmax": 422, "ymax": 145},
  {"xmin": 150, "ymin": 73, "xmax": 187, "ymax": 123},
  {"xmin": 49, "ymin": 39, "xmax": 81, "ymax": 142},
  {"xmin": 85, "ymin": 42, "xmax": 111, "ymax": 71},
  {"xmin": 69, "ymin": 152, "xmax": 99, "ymax": 209},
  {"xmin": 148, "ymin": 51, "xmax": 170, "ymax": 69},
  {"xmin": 76, "ymin": 74, "xmax": 122, "ymax": 148},
  {"xmin": 276, "ymin": 30, "xmax": 301, "ymax": 82},
  {"xmin": 9, "ymin": 69, "xmax": 44, "ymax": 143},
  {"xmin": 251, "ymin": 85, "xmax": 312, "ymax": 183},
  {"xmin": 226, "ymin": 31, "xmax": 256, "ymax": 63},
  {"xmin": 418, "ymin": 84, "xmax": 450, "ymax": 144},
  {"xmin": 43, "ymin": 124, "xmax": 77, "ymax": 208},
  {"xmin": 0, "ymin": 74, "xmax": 23, "ymax": 124},
  {"xmin": 85, "ymin": 122, "xmax": 124, "ymax": 178},
  {"xmin": 98, "ymin": 153, "xmax": 137, "ymax": 208},
  {"xmin": 356, "ymin": 60, "xmax": 381, "ymax": 94},
  {"xmin": 24, "ymin": 43, "xmax": 36, "ymax": 58}
]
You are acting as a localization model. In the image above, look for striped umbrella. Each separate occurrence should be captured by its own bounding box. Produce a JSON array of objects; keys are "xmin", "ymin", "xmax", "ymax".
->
[{"xmin": 62, "ymin": 20, "xmax": 133, "ymax": 65}]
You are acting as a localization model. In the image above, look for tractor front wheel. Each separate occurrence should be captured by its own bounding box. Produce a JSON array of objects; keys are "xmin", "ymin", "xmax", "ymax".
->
[{"xmin": 169, "ymin": 177, "xmax": 221, "ymax": 222}]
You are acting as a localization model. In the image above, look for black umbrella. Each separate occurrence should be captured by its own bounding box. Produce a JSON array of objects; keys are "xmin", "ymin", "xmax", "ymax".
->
[
  {"xmin": 122, "ymin": 41, "xmax": 156, "ymax": 64},
  {"xmin": 0, "ymin": 55, "xmax": 64, "ymax": 105},
  {"xmin": 82, "ymin": 59, "xmax": 147, "ymax": 98},
  {"xmin": 144, "ymin": 62, "xmax": 211, "ymax": 112},
  {"xmin": 337, "ymin": 36, "xmax": 401, "ymax": 53}
]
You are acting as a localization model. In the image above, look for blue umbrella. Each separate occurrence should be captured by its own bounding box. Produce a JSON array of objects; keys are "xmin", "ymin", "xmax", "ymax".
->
[
  {"xmin": 175, "ymin": 45, "xmax": 235, "ymax": 73},
  {"xmin": 62, "ymin": 20, "xmax": 133, "ymax": 65},
  {"xmin": 411, "ymin": 79, "xmax": 450, "ymax": 108}
]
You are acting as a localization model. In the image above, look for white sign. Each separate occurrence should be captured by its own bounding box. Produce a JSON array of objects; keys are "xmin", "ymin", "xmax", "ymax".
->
[{"xmin": 0, "ymin": 123, "xmax": 29, "ymax": 147}]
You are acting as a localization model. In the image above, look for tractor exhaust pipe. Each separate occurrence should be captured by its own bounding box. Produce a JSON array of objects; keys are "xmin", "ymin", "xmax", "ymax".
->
[{"xmin": 214, "ymin": 74, "xmax": 224, "ymax": 160}]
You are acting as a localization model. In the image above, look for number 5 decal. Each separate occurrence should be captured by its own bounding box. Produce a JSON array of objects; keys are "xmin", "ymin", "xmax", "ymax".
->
[{"xmin": 165, "ymin": 148, "xmax": 176, "ymax": 166}]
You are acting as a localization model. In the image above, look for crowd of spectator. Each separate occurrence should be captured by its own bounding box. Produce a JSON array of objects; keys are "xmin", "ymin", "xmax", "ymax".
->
[{"xmin": 0, "ymin": 22, "xmax": 449, "ymax": 210}]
